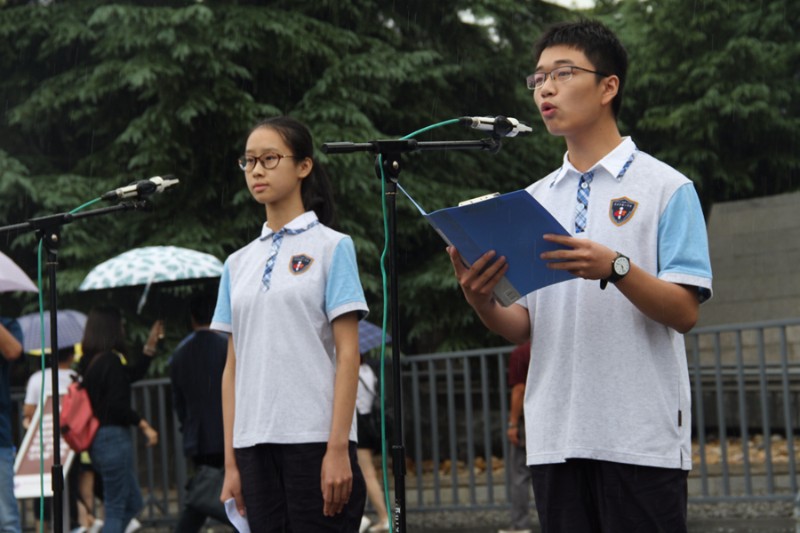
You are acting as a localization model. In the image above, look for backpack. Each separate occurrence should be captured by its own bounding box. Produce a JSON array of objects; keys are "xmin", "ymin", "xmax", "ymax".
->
[{"xmin": 60, "ymin": 356, "xmax": 102, "ymax": 452}]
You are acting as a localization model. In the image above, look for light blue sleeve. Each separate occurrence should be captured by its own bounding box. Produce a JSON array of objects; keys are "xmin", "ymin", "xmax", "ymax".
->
[
  {"xmin": 658, "ymin": 183, "xmax": 713, "ymax": 302},
  {"xmin": 210, "ymin": 260, "xmax": 233, "ymax": 333},
  {"xmin": 325, "ymin": 237, "xmax": 368, "ymax": 321}
]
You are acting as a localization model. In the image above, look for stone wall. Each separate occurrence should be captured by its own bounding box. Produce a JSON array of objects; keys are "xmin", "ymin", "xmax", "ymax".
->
[{"xmin": 697, "ymin": 191, "xmax": 800, "ymax": 328}]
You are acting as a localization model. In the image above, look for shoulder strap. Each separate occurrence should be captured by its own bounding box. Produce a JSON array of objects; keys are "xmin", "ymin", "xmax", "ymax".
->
[{"xmin": 358, "ymin": 375, "xmax": 376, "ymax": 397}]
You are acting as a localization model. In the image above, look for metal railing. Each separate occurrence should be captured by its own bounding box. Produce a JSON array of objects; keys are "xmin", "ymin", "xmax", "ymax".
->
[
  {"xmin": 11, "ymin": 317, "xmax": 800, "ymax": 525},
  {"xmin": 687, "ymin": 318, "xmax": 800, "ymax": 503}
]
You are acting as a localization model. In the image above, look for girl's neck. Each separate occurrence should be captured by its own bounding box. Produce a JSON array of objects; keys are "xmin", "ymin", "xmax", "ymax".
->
[{"xmin": 265, "ymin": 199, "xmax": 306, "ymax": 232}]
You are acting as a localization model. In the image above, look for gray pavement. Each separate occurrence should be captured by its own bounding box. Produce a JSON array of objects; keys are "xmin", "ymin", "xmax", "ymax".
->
[
  {"xmin": 136, "ymin": 516, "xmax": 796, "ymax": 532},
  {"xmin": 416, "ymin": 518, "xmax": 796, "ymax": 532},
  {"xmin": 414, "ymin": 519, "xmax": 797, "ymax": 532},
  {"xmin": 126, "ymin": 500, "xmax": 800, "ymax": 532},
  {"xmin": 401, "ymin": 502, "xmax": 798, "ymax": 532}
]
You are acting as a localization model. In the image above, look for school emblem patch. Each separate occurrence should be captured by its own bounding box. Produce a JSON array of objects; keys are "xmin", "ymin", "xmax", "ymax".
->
[
  {"xmin": 609, "ymin": 197, "xmax": 638, "ymax": 226},
  {"xmin": 290, "ymin": 254, "xmax": 313, "ymax": 274}
]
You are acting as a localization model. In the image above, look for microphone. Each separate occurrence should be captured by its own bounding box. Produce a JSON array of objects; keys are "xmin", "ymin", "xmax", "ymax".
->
[
  {"xmin": 101, "ymin": 175, "xmax": 179, "ymax": 201},
  {"xmin": 460, "ymin": 115, "xmax": 533, "ymax": 137}
]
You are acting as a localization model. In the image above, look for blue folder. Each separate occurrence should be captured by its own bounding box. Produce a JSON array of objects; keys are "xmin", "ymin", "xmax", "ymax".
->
[{"xmin": 401, "ymin": 187, "xmax": 573, "ymax": 306}]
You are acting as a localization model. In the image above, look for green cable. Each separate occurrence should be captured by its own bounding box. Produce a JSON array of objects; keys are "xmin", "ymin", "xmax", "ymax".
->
[
  {"xmin": 35, "ymin": 197, "xmax": 102, "ymax": 533},
  {"xmin": 377, "ymin": 118, "xmax": 461, "ymax": 531},
  {"xmin": 36, "ymin": 240, "xmax": 45, "ymax": 532}
]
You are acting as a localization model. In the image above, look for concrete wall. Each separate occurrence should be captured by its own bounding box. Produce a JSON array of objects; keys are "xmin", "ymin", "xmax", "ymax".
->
[{"xmin": 697, "ymin": 191, "xmax": 800, "ymax": 328}]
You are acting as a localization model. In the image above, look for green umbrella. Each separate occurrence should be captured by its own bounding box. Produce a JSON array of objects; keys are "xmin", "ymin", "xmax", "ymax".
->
[{"xmin": 79, "ymin": 246, "xmax": 223, "ymax": 312}]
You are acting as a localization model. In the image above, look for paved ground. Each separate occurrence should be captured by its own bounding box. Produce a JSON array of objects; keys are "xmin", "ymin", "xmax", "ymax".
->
[
  {"xmin": 398, "ymin": 502, "xmax": 799, "ymax": 532},
  {"xmin": 390, "ymin": 502, "xmax": 800, "ymax": 533},
  {"xmin": 78, "ymin": 501, "xmax": 800, "ymax": 533},
  {"xmin": 134, "ymin": 516, "xmax": 796, "ymax": 532},
  {"xmin": 415, "ymin": 517, "xmax": 796, "ymax": 532}
]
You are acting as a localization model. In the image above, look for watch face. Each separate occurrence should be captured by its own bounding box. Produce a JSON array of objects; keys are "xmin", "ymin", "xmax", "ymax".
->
[{"xmin": 614, "ymin": 256, "xmax": 630, "ymax": 276}]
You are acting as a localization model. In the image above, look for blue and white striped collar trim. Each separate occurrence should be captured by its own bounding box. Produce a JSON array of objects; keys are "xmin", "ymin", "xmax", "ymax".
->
[
  {"xmin": 259, "ymin": 211, "xmax": 319, "ymax": 241},
  {"xmin": 549, "ymin": 137, "xmax": 637, "ymax": 187}
]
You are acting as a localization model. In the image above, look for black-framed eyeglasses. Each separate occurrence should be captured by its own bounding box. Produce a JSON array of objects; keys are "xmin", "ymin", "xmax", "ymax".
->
[
  {"xmin": 237, "ymin": 153, "xmax": 296, "ymax": 172},
  {"xmin": 526, "ymin": 65, "xmax": 610, "ymax": 90}
]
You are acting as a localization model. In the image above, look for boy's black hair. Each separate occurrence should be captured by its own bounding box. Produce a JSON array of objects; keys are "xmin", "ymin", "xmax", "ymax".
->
[
  {"xmin": 533, "ymin": 19, "xmax": 628, "ymax": 118},
  {"xmin": 57, "ymin": 345, "xmax": 75, "ymax": 364},
  {"xmin": 249, "ymin": 116, "xmax": 337, "ymax": 227}
]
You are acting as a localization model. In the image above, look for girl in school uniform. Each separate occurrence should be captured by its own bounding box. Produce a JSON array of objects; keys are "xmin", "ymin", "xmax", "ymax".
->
[{"xmin": 213, "ymin": 116, "xmax": 368, "ymax": 532}]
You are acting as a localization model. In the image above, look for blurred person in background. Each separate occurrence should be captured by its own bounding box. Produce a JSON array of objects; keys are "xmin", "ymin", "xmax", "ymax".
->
[
  {"xmin": 0, "ymin": 317, "xmax": 23, "ymax": 533},
  {"xmin": 170, "ymin": 292, "xmax": 231, "ymax": 531},
  {"xmin": 79, "ymin": 307, "xmax": 162, "ymax": 533}
]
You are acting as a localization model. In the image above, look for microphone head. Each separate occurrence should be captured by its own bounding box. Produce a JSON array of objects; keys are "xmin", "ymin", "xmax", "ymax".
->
[
  {"xmin": 150, "ymin": 175, "xmax": 179, "ymax": 193},
  {"xmin": 459, "ymin": 116, "xmax": 531, "ymax": 136}
]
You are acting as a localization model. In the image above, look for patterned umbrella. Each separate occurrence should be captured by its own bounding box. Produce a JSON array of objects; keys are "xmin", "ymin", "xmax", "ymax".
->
[
  {"xmin": 16, "ymin": 309, "xmax": 87, "ymax": 355},
  {"xmin": 0, "ymin": 250, "xmax": 37, "ymax": 293},
  {"xmin": 358, "ymin": 320, "xmax": 391, "ymax": 354},
  {"xmin": 79, "ymin": 246, "xmax": 223, "ymax": 312}
]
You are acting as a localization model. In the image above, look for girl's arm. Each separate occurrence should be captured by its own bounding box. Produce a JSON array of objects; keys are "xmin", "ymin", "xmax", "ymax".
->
[
  {"xmin": 321, "ymin": 311, "xmax": 360, "ymax": 517},
  {"xmin": 220, "ymin": 335, "xmax": 245, "ymax": 516}
]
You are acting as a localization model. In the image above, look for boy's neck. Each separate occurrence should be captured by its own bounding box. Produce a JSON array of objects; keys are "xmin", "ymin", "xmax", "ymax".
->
[{"xmin": 564, "ymin": 121, "xmax": 623, "ymax": 173}]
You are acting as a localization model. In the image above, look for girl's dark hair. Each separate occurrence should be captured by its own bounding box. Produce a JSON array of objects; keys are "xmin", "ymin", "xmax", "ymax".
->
[
  {"xmin": 250, "ymin": 116, "xmax": 336, "ymax": 227},
  {"xmin": 533, "ymin": 19, "xmax": 628, "ymax": 118},
  {"xmin": 80, "ymin": 306, "xmax": 126, "ymax": 370}
]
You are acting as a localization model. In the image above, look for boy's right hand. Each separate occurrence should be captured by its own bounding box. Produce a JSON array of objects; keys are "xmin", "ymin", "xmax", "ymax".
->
[
  {"xmin": 221, "ymin": 466, "xmax": 246, "ymax": 517},
  {"xmin": 447, "ymin": 246, "xmax": 508, "ymax": 311}
]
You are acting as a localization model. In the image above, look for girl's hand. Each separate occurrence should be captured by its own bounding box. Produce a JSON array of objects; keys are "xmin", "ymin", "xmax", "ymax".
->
[
  {"xmin": 139, "ymin": 420, "xmax": 158, "ymax": 446},
  {"xmin": 320, "ymin": 445, "xmax": 352, "ymax": 517},
  {"xmin": 143, "ymin": 320, "xmax": 165, "ymax": 357},
  {"xmin": 220, "ymin": 465, "xmax": 246, "ymax": 517}
]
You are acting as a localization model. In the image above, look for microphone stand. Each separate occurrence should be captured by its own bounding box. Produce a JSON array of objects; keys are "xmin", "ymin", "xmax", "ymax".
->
[
  {"xmin": 0, "ymin": 200, "xmax": 151, "ymax": 533},
  {"xmin": 322, "ymin": 136, "xmax": 502, "ymax": 533}
]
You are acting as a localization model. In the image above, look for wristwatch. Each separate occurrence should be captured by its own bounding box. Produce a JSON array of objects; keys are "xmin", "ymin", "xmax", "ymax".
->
[{"xmin": 600, "ymin": 252, "xmax": 630, "ymax": 290}]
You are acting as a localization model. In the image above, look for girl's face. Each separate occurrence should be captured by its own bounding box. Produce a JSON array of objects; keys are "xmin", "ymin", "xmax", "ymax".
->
[{"xmin": 243, "ymin": 126, "xmax": 312, "ymax": 208}]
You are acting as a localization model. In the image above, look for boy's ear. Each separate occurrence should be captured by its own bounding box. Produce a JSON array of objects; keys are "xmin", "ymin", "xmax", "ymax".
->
[{"xmin": 601, "ymin": 75, "xmax": 620, "ymax": 107}]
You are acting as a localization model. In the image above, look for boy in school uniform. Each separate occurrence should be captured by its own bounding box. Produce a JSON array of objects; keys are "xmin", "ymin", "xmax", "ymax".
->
[{"xmin": 448, "ymin": 19, "xmax": 712, "ymax": 532}]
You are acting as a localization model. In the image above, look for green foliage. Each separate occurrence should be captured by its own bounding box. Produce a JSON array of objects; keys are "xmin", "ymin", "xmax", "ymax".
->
[
  {"xmin": 3, "ymin": 0, "xmax": 795, "ymax": 370},
  {"xmin": 605, "ymin": 0, "xmax": 800, "ymax": 208},
  {"xmin": 0, "ymin": 0, "xmax": 564, "ymax": 365}
]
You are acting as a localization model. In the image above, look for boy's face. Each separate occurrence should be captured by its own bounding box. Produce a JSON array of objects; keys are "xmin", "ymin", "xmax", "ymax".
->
[{"xmin": 533, "ymin": 45, "xmax": 616, "ymax": 139}]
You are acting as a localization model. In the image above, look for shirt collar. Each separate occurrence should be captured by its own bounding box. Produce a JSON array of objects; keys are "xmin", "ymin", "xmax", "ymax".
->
[
  {"xmin": 549, "ymin": 137, "xmax": 637, "ymax": 187},
  {"xmin": 259, "ymin": 211, "xmax": 319, "ymax": 241}
]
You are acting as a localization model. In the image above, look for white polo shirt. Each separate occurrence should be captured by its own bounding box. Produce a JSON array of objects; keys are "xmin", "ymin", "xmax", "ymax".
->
[
  {"xmin": 211, "ymin": 211, "xmax": 368, "ymax": 448},
  {"xmin": 520, "ymin": 137, "xmax": 712, "ymax": 470}
]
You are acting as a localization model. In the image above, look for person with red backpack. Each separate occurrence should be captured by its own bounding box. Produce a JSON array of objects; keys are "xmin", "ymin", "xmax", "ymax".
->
[{"xmin": 78, "ymin": 307, "xmax": 162, "ymax": 533}]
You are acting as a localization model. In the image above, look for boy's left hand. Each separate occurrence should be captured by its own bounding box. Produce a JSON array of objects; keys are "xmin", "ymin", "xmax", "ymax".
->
[{"xmin": 540, "ymin": 234, "xmax": 617, "ymax": 281}]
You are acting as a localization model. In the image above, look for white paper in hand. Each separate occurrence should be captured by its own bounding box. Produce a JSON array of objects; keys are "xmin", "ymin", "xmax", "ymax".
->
[{"xmin": 224, "ymin": 498, "xmax": 251, "ymax": 533}]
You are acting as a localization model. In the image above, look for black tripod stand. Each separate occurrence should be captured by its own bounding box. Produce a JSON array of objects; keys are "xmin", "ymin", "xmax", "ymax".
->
[
  {"xmin": 0, "ymin": 200, "xmax": 151, "ymax": 533},
  {"xmin": 322, "ymin": 135, "xmax": 504, "ymax": 533}
]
